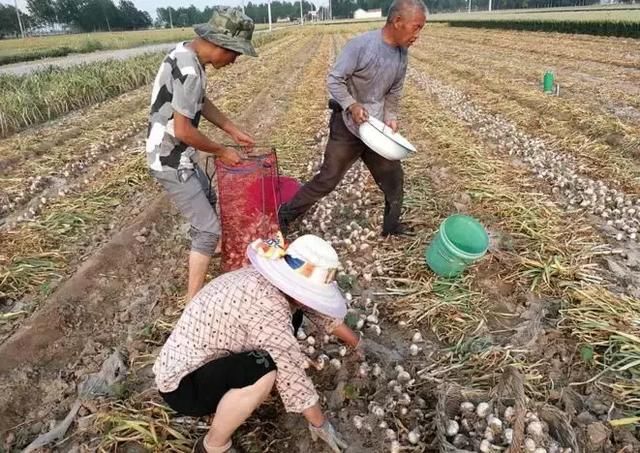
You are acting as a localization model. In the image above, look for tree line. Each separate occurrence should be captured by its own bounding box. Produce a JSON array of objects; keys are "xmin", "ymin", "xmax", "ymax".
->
[
  {"xmin": 154, "ymin": 0, "xmax": 633, "ymax": 26},
  {"xmin": 2, "ymin": 0, "xmax": 637, "ymax": 39},
  {"xmin": 1, "ymin": 0, "xmax": 152, "ymax": 36}
]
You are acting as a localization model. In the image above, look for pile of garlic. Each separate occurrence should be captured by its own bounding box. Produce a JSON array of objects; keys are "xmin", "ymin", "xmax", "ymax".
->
[{"xmin": 445, "ymin": 401, "xmax": 573, "ymax": 453}]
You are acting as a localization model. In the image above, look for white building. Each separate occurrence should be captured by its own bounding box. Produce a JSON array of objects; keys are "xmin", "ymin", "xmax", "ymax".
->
[{"xmin": 353, "ymin": 8, "xmax": 382, "ymax": 19}]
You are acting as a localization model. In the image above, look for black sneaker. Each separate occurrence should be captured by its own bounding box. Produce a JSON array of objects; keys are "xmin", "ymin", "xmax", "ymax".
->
[{"xmin": 381, "ymin": 223, "xmax": 416, "ymax": 238}]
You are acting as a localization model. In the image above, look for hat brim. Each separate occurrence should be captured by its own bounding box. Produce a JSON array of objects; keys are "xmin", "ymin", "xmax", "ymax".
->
[
  {"xmin": 194, "ymin": 23, "xmax": 258, "ymax": 57},
  {"xmin": 247, "ymin": 245, "xmax": 347, "ymax": 319}
]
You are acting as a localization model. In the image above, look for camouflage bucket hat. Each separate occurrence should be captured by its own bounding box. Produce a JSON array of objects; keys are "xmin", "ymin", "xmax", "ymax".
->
[{"xmin": 194, "ymin": 6, "xmax": 257, "ymax": 57}]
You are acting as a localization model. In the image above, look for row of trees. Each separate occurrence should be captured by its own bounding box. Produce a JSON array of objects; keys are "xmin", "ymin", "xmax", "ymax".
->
[
  {"xmin": 154, "ymin": 0, "xmax": 635, "ymax": 26},
  {"xmin": 2, "ymin": 0, "xmax": 638, "ymax": 38},
  {"xmin": 28, "ymin": 0, "xmax": 151, "ymax": 31},
  {"xmin": 1, "ymin": 0, "xmax": 151, "ymax": 36},
  {"xmin": 0, "ymin": 4, "xmax": 29, "ymax": 37}
]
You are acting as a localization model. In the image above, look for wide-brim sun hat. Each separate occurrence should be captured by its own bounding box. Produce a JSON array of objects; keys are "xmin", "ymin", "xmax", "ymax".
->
[
  {"xmin": 246, "ymin": 232, "xmax": 347, "ymax": 319},
  {"xmin": 194, "ymin": 6, "xmax": 258, "ymax": 57}
]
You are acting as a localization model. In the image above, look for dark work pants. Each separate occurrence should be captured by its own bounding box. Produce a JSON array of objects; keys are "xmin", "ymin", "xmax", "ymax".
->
[{"xmin": 280, "ymin": 112, "xmax": 404, "ymax": 233}]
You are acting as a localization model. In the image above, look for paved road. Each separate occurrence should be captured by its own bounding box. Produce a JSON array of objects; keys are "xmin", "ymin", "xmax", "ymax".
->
[{"xmin": 0, "ymin": 43, "xmax": 177, "ymax": 76}]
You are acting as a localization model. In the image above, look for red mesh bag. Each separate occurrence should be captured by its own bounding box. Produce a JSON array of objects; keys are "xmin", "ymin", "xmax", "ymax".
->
[{"xmin": 214, "ymin": 149, "xmax": 300, "ymax": 272}]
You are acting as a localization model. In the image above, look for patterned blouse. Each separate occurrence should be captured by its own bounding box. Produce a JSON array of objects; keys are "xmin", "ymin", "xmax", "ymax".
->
[{"xmin": 153, "ymin": 265, "xmax": 342, "ymax": 413}]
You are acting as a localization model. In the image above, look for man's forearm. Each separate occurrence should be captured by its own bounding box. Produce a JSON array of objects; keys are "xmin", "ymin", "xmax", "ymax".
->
[
  {"xmin": 177, "ymin": 124, "xmax": 225, "ymax": 156},
  {"xmin": 202, "ymin": 98, "xmax": 236, "ymax": 134}
]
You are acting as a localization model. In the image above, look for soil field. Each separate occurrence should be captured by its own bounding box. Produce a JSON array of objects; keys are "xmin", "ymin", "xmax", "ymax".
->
[{"xmin": 1, "ymin": 22, "xmax": 639, "ymax": 453}]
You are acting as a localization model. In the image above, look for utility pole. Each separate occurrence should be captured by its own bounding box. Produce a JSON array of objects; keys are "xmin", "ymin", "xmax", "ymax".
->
[
  {"xmin": 467, "ymin": 0, "xmax": 471, "ymax": 13},
  {"xmin": 14, "ymin": 0, "xmax": 25, "ymax": 38},
  {"xmin": 242, "ymin": 0, "xmax": 245, "ymax": 14},
  {"xmin": 300, "ymin": 0, "xmax": 304, "ymax": 25},
  {"xmin": 488, "ymin": 0, "xmax": 492, "ymax": 11},
  {"xmin": 267, "ymin": 0, "xmax": 272, "ymax": 31},
  {"xmin": 168, "ymin": 7, "xmax": 173, "ymax": 28}
]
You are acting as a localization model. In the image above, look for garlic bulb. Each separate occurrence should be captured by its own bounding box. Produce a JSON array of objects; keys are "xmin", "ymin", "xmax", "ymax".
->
[
  {"xmin": 524, "ymin": 438, "xmax": 537, "ymax": 452},
  {"xmin": 527, "ymin": 421, "xmax": 544, "ymax": 440},
  {"xmin": 409, "ymin": 344, "xmax": 419, "ymax": 356},
  {"xmin": 306, "ymin": 336, "xmax": 315, "ymax": 346},
  {"xmin": 358, "ymin": 363, "xmax": 370, "ymax": 377},
  {"xmin": 316, "ymin": 354, "xmax": 329, "ymax": 370},
  {"xmin": 503, "ymin": 428, "xmax": 514, "ymax": 444},
  {"xmin": 412, "ymin": 331, "xmax": 423, "ymax": 343},
  {"xmin": 330, "ymin": 358, "xmax": 341, "ymax": 369},
  {"xmin": 504, "ymin": 406, "xmax": 515, "ymax": 421},
  {"xmin": 407, "ymin": 430, "xmax": 420, "ymax": 444},
  {"xmin": 487, "ymin": 415, "xmax": 503, "ymax": 433},
  {"xmin": 484, "ymin": 427, "xmax": 495, "ymax": 443},
  {"xmin": 452, "ymin": 434, "xmax": 469, "ymax": 448},
  {"xmin": 460, "ymin": 402, "xmax": 475, "ymax": 414},
  {"xmin": 476, "ymin": 402, "xmax": 491, "ymax": 418},
  {"xmin": 397, "ymin": 370, "xmax": 411, "ymax": 382},
  {"xmin": 446, "ymin": 420, "xmax": 460, "ymax": 437},
  {"xmin": 353, "ymin": 415, "xmax": 363, "ymax": 430},
  {"xmin": 479, "ymin": 439, "xmax": 492, "ymax": 453}
]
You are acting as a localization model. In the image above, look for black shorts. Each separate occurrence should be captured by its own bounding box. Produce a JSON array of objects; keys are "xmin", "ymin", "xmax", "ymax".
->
[{"xmin": 159, "ymin": 350, "xmax": 277, "ymax": 417}]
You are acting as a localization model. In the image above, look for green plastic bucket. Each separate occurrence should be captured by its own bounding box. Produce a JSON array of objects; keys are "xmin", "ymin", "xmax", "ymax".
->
[{"xmin": 425, "ymin": 214, "xmax": 489, "ymax": 277}]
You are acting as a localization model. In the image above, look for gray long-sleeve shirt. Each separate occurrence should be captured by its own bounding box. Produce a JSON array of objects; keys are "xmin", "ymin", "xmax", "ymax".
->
[{"xmin": 327, "ymin": 29, "xmax": 408, "ymax": 138}]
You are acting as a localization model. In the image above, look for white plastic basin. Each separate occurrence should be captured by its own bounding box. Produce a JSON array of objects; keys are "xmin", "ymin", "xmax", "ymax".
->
[{"xmin": 358, "ymin": 116, "xmax": 417, "ymax": 161}]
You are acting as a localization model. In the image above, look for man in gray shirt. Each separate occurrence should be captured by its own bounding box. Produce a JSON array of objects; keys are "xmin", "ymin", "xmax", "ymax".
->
[{"xmin": 279, "ymin": 0, "xmax": 427, "ymax": 237}]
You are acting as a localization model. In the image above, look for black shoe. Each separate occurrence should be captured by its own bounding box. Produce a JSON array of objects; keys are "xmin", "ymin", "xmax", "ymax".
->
[{"xmin": 382, "ymin": 223, "xmax": 416, "ymax": 238}]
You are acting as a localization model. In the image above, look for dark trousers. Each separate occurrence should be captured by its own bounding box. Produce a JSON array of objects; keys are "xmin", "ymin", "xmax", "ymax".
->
[
  {"xmin": 159, "ymin": 350, "xmax": 277, "ymax": 417},
  {"xmin": 280, "ymin": 112, "xmax": 404, "ymax": 233}
]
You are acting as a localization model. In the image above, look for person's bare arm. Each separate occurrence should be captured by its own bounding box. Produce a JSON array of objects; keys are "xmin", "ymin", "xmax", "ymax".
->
[
  {"xmin": 302, "ymin": 402, "xmax": 325, "ymax": 427},
  {"xmin": 331, "ymin": 322, "xmax": 360, "ymax": 349},
  {"xmin": 202, "ymin": 98, "xmax": 255, "ymax": 147},
  {"xmin": 173, "ymin": 113, "xmax": 241, "ymax": 165}
]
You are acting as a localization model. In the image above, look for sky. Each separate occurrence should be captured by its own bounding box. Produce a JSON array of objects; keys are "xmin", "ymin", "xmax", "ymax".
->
[{"xmin": 1, "ymin": 0, "xmax": 324, "ymax": 19}]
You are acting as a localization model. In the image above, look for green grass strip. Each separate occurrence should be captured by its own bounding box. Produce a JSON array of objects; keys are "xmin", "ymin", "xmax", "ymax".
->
[{"xmin": 439, "ymin": 19, "xmax": 640, "ymax": 38}]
